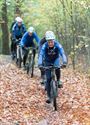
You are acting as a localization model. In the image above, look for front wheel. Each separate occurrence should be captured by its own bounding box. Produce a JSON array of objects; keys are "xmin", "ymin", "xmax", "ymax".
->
[
  {"xmin": 51, "ymin": 80, "xmax": 58, "ymax": 111},
  {"xmin": 27, "ymin": 54, "xmax": 34, "ymax": 77},
  {"xmin": 53, "ymin": 97, "xmax": 57, "ymax": 111},
  {"xmin": 31, "ymin": 59, "xmax": 34, "ymax": 77},
  {"xmin": 18, "ymin": 57, "xmax": 22, "ymax": 68}
]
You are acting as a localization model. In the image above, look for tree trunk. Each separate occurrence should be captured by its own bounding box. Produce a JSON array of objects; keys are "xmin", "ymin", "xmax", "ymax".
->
[
  {"xmin": 62, "ymin": 0, "xmax": 68, "ymax": 54},
  {"xmin": 70, "ymin": 1, "xmax": 75, "ymax": 70},
  {"xmin": 1, "ymin": 0, "xmax": 9, "ymax": 54}
]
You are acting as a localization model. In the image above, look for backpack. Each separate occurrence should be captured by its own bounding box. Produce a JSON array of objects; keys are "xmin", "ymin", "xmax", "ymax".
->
[
  {"xmin": 10, "ymin": 21, "xmax": 16, "ymax": 33},
  {"xmin": 40, "ymin": 37, "xmax": 47, "ymax": 46}
]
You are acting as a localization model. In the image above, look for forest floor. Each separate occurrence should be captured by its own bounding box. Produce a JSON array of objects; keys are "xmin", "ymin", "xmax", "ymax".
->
[{"xmin": 0, "ymin": 55, "xmax": 90, "ymax": 125}]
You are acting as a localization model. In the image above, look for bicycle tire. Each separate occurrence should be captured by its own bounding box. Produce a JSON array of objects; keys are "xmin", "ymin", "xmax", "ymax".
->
[
  {"xmin": 53, "ymin": 97, "xmax": 57, "ymax": 111},
  {"xmin": 18, "ymin": 49, "xmax": 22, "ymax": 68},
  {"xmin": 51, "ymin": 80, "xmax": 58, "ymax": 111},
  {"xmin": 27, "ymin": 54, "xmax": 32, "ymax": 74},
  {"xmin": 27, "ymin": 54, "xmax": 34, "ymax": 77},
  {"xmin": 31, "ymin": 59, "xmax": 34, "ymax": 77},
  {"xmin": 27, "ymin": 65, "xmax": 29, "ymax": 74},
  {"xmin": 18, "ymin": 58, "xmax": 21, "ymax": 68}
]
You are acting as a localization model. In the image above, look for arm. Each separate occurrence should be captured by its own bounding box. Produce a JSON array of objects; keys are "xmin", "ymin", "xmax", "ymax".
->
[
  {"xmin": 58, "ymin": 43, "xmax": 67, "ymax": 64},
  {"xmin": 33, "ymin": 32, "xmax": 40, "ymax": 44},
  {"xmin": 20, "ymin": 32, "xmax": 27, "ymax": 47}
]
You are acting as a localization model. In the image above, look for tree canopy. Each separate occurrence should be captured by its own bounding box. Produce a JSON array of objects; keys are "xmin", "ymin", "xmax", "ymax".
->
[{"xmin": 0, "ymin": 0, "xmax": 90, "ymax": 70}]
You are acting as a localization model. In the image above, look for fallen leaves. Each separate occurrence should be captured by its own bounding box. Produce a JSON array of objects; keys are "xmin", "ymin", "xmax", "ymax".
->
[{"xmin": 0, "ymin": 55, "xmax": 90, "ymax": 125}]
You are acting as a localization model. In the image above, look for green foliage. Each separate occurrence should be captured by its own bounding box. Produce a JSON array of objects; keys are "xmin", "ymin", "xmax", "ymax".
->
[{"xmin": 0, "ymin": 0, "xmax": 90, "ymax": 63}]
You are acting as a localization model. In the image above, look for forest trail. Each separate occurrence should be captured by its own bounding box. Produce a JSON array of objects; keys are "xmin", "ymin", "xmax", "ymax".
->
[{"xmin": 0, "ymin": 55, "xmax": 89, "ymax": 125}]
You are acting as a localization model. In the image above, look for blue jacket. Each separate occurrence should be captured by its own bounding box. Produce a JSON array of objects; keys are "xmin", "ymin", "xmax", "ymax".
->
[
  {"xmin": 38, "ymin": 41, "xmax": 67, "ymax": 65},
  {"xmin": 12, "ymin": 22, "xmax": 26, "ymax": 39},
  {"xmin": 20, "ymin": 31, "xmax": 40, "ymax": 47}
]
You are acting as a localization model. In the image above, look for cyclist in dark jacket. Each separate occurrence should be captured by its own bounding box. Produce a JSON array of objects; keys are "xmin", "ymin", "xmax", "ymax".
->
[
  {"xmin": 10, "ymin": 17, "xmax": 21, "ymax": 59},
  {"xmin": 12, "ymin": 17, "xmax": 26, "ymax": 59},
  {"xmin": 38, "ymin": 31, "xmax": 67, "ymax": 103}
]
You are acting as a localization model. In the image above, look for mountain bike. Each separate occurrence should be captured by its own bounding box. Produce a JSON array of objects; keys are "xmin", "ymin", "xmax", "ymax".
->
[
  {"xmin": 40, "ymin": 65, "xmax": 60, "ymax": 111},
  {"xmin": 26, "ymin": 47, "xmax": 36, "ymax": 77}
]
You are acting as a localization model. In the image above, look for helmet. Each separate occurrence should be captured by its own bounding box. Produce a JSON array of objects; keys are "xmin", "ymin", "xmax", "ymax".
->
[
  {"xmin": 15, "ymin": 17, "xmax": 23, "ymax": 22},
  {"xmin": 28, "ymin": 27, "xmax": 34, "ymax": 33},
  {"xmin": 45, "ymin": 31, "xmax": 55, "ymax": 40}
]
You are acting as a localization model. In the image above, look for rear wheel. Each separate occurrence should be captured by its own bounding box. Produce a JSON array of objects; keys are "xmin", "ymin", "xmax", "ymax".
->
[
  {"xmin": 27, "ymin": 55, "xmax": 32, "ymax": 74},
  {"xmin": 18, "ymin": 56, "xmax": 22, "ymax": 68}
]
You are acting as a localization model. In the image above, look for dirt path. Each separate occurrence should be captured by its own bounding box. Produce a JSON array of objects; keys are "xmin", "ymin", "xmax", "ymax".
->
[{"xmin": 0, "ymin": 55, "xmax": 90, "ymax": 125}]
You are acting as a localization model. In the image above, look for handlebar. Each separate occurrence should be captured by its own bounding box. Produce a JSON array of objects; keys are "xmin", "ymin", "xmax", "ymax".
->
[
  {"xmin": 39, "ymin": 65, "xmax": 60, "ymax": 70},
  {"xmin": 39, "ymin": 64, "xmax": 66, "ymax": 70},
  {"xmin": 24, "ymin": 47, "xmax": 37, "ymax": 51}
]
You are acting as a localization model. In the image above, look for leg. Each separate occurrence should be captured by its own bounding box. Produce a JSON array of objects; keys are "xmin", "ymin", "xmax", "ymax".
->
[
  {"xmin": 45, "ymin": 69, "xmax": 51, "ymax": 103},
  {"xmin": 55, "ymin": 68, "xmax": 61, "ymax": 81},
  {"xmin": 22, "ymin": 48, "xmax": 29, "ymax": 66},
  {"xmin": 55, "ymin": 68, "xmax": 63, "ymax": 88},
  {"xmin": 11, "ymin": 38, "xmax": 16, "ymax": 60},
  {"xmin": 11, "ymin": 41, "xmax": 14, "ymax": 53},
  {"xmin": 40, "ymin": 69, "xmax": 45, "ymax": 84},
  {"xmin": 32, "ymin": 43, "xmax": 36, "ymax": 59},
  {"xmin": 10, "ymin": 35, "xmax": 14, "ymax": 53},
  {"xmin": 54, "ymin": 58, "xmax": 63, "ymax": 88},
  {"xmin": 11, "ymin": 41, "xmax": 14, "ymax": 60}
]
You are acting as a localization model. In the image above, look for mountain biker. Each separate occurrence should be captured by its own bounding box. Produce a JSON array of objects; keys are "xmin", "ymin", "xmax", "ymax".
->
[
  {"xmin": 20, "ymin": 26, "xmax": 40, "ymax": 69},
  {"xmin": 10, "ymin": 17, "xmax": 21, "ymax": 59},
  {"xmin": 38, "ymin": 31, "xmax": 67, "ymax": 103},
  {"xmin": 11, "ymin": 17, "xmax": 26, "ymax": 59}
]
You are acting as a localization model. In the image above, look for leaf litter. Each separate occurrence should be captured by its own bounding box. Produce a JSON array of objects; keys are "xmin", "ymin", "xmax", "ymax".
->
[{"xmin": 0, "ymin": 55, "xmax": 89, "ymax": 125}]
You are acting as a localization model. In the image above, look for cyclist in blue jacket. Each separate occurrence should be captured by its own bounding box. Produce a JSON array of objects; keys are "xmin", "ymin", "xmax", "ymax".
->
[
  {"xmin": 12, "ymin": 17, "xmax": 26, "ymax": 59},
  {"xmin": 38, "ymin": 31, "xmax": 67, "ymax": 103},
  {"xmin": 20, "ymin": 26, "xmax": 40, "ymax": 68}
]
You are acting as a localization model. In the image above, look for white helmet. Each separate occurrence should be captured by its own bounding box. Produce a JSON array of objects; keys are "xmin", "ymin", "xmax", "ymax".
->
[
  {"xmin": 15, "ymin": 17, "xmax": 23, "ymax": 22},
  {"xmin": 45, "ymin": 31, "xmax": 55, "ymax": 40},
  {"xmin": 28, "ymin": 26, "xmax": 34, "ymax": 33}
]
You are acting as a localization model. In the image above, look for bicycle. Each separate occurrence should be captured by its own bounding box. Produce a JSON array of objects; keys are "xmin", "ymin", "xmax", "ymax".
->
[
  {"xmin": 26, "ymin": 47, "xmax": 36, "ymax": 77},
  {"xmin": 40, "ymin": 65, "xmax": 60, "ymax": 111}
]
